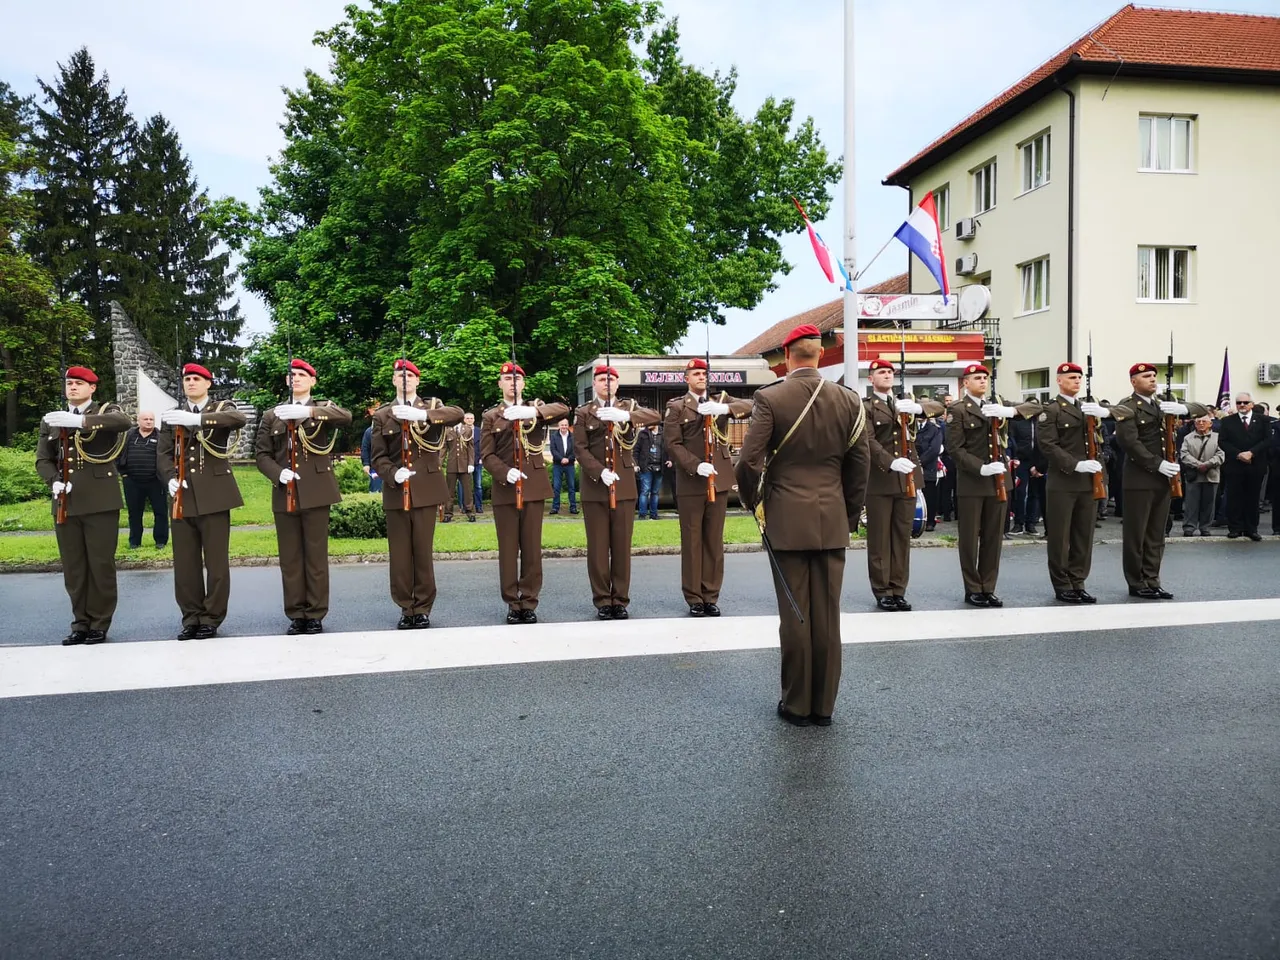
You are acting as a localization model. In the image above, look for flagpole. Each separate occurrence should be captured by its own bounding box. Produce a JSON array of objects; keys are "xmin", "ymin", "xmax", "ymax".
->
[{"xmin": 842, "ymin": 0, "xmax": 858, "ymax": 392}]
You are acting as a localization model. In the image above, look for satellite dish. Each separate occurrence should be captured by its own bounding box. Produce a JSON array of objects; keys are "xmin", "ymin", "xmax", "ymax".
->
[{"xmin": 958, "ymin": 285, "xmax": 991, "ymax": 324}]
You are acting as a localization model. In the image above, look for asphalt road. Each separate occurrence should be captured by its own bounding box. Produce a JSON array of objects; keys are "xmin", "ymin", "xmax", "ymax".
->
[{"xmin": 2, "ymin": 539, "xmax": 1279, "ymax": 645}]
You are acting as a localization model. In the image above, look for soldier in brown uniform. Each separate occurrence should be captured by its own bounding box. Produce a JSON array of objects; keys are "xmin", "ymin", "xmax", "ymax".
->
[
  {"xmin": 1037, "ymin": 362, "xmax": 1110, "ymax": 604},
  {"xmin": 157, "ymin": 363, "xmax": 248, "ymax": 640},
  {"xmin": 663, "ymin": 357, "xmax": 753, "ymax": 617},
  {"xmin": 442, "ymin": 417, "xmax": 476, "ymax": 522},
  {"xmin": 735, "ymin": 324, "xmax": 870, "ymax": 727},
  {"xmin": 36, "ymin": 365, "xmax": 132, "ymax": 645},
  {"xmin": 1105, "ymin": 363, "xmax": 1209, "ymax": 599},
  {"xmin": 574, "ymin": 365, "xmax": 661, "ymax": 620},
  {"xmin": 370, "ymin": 359, "xmax": 464, "ymax": 629},
  {"xmin": 863, "ymin": 358, "xmax": 945, "ymax": 611},
  {"xmin": 254, "ymin": 358, "xmax": 352, "ymax": 635},
  {"xmin": 945, "ymin": 363, "xmax": 1041, "ymax": 608},
  {"xmin": 481, "ymin": 362, "xmax": 569, "ymax": 624}
]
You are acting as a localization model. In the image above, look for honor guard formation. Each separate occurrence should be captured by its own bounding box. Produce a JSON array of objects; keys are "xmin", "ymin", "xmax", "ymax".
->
[{"xmin": 34, "ymin": 329, "xmax": 1235, "ymax": 722}]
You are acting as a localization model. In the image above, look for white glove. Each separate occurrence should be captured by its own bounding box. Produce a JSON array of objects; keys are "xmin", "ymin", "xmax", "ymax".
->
[
  {"xmin": 274, "ymin": 403, "xmax": 311, "ymax": 421},
  {"xmin": 467, "ymin": 465, "xmax": 474, "ymax": 473},
  {"xmin": 502, "ymin": 404, "xmax": 537, "ymax": 421},
  {"xmin": 1074, "ymin": 460, "xmax": 1103, "ymax": 474},
  {"xmin": 600, "ymin": 468, "xmax": 619, "ymax": 486},
  {"xmin": 596, "ymin": 405, "xmax": 630, "ymax": 423},
  {"xmin": 982, "ymin": 404, "xmax": 1018, "ymax": 419},
  {"xmin": 392, "ymin": 404, "xmax": 428, "ymax": 422},
  {"xmin": 52, "ymin": 480, "xmax": 72, "ymax": 496},
  {"xmin": 44, "ymin": 411, "xmax": 84, "ymax": 429},
  {"xmin": 167, "ymin": 478, "xmax": 187, "ymax": 497},
  {"xmin": 1158, "ymin": 460, "xmax": 1181, "ymax": 478},
  {"xmin": 279, "ymin": 469, "xmax": 300, "ymax": 484},
  {"xmin": 394, "ymin": 467, "xmax": 416, "ymax": 485},
  {"xmin": 696, "ymin": 401, "xmax": 731, "ymax": 417},
  {"xmin": 890, "ymin": 457, "xmax": 916, "ymax": 474},
  {"xmin": 979, "ymin": 462, "xmax": 1007, "ymax": 477},
  {"xmin": 895, "ymin": 399, "xmax": 923, "ymax": 416},
  {"xmin": 506, "ymin": 468, "xmax": 527, "ymax": 485},
  {"xmin": 696, "ymin": 462, "xmax": 717, "ymax": 478},
  {"xmin": 162, "ymin": 409, "xmax": 203, "ymax": 427},
  {"xmin": 1159, "ymin": 400, "xmax": 1189, "ymax": 416},
  {"xmin": 1080, "ymin": 401, "xmax": 1110, "ymax": 419}
]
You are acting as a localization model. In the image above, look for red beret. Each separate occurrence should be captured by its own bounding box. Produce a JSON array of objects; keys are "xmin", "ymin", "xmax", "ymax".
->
[
  {"xmin": 290, "ymin": 359, "xmax": 316, "ymax": 378},
  {"xmin": 1057, "ymin": 362, "xmax": 1082, "ymax": 375},
  {"xmin": 781, "ymin": 324, "xmax": 822, "ymax": 349},
  {"xmin": 868, "ymin": 359, "xmax": 895, "ymax": 372},
  {"xmin": 593, "ymin": 365, "xmax": 619, "ymax": 378},
  {"xmin": 685, "ymin": 358, "xmax": 708, "ymax": 371},
  {"xmin": 1129, "ymin": 363, "xmax": 1155, "ymax": 376},
  {"xmin": 500, "ymin": 362, "xmax": 525, "ymax": 376},
  {"xmin": 393, "ymin": 359, "xmax": 420, "ymax": 376},
  {"xmin": 962, "ymin": 363, "xmax": 991, "ymax": 377},
  {"xmin": 183, "ymin": 363, "xmax": 213, "ymax": 381},
  {"xmin": 64, "ymin": 366, "xmax": 98, "ymax": 384}
]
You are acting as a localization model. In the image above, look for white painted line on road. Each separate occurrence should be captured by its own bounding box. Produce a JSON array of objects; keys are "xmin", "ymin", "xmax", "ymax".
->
[{"xmin": 2, "ymin": 598, "xmax": 1279, "ymax": 699}]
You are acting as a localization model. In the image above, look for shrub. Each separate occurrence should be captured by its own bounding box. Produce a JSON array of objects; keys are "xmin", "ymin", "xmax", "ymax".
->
[
  {"xmin": 0, "ymin": 447, "xmax": 47, "ymax": 505},
  {"xmin": 329, "ymin": 493, "xmax": 386, "ymax": 539},
  {"xmin": 335, "ymin": 456, "xmax": 369, "ymax": 495}
]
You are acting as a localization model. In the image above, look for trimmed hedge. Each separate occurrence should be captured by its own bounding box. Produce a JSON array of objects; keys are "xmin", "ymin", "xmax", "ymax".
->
[
  {"xmin": 0, "ymin": 447, "xmax": 46, "ymax": 505},
  {"xmin": 328, "ymin": 493, "xmax": 387, "ymax": 539},
  {"xmin": 335, "ymin": 456, "xmax": 369, "ymax": 495}
]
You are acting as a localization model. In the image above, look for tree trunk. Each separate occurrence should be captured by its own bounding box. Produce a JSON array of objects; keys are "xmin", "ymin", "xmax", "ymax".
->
[{"xmin": 1, "ymin": 344, "xmax": 16, "ymax": 444}]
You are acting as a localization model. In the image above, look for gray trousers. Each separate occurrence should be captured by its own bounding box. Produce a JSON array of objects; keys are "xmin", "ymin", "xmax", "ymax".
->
[{"xmin": 1182, "ymin": 481, "xmax": 1217, "ymax": 533}]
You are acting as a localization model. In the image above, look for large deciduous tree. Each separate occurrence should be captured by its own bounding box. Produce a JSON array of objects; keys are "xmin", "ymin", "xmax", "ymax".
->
[{"xmin": 242, "ymin": 0, "xmax": 839, "ymax": 414}]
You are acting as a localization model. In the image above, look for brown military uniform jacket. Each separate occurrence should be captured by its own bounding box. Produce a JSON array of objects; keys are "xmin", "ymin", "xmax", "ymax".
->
[
  {"xmin": 36, "ymin": 401, "xmax": 132, "ymax": 516},
  {"xmin": 945, "ymin": 394, "xmax": 1042, "ymax": 498},
  {"xmin": 735, "ymin": 369, "xmax": 871, "ymax": 551},
  {"xmin": 157, "ymin": 400, "xmax": 248, "ymax": 515},
  {"xmin": 574, "ymin": 398, "xmax": 662, "ymax": 503},
  {"xmin": 443, "ymin": 424, "xmax": 475, "ymax": 474},
  {"xmin": 370, "ymin": 398, "xmax": 464, "ymax": 510},
  {"xmin": 663, "ymin": 392, "xmax": 754, "ymax": 497},
  {"xmin": 1112, "ymin": 393, "xmax": 1210, "ymax": 491},
  {"xmin": 255, "ymin": 399, "xmax": 353, "ymax": 512},
  {"xmin": 1038, "ymin": 395, "xmax": 1101, "ymax": 493},
  {"xmin": 481, "ymin": 400, "xmax": 570, "ymax": 504},
  {"xmin": 866, "ymin": 394, "xmax": 946, "ymax": 496}
]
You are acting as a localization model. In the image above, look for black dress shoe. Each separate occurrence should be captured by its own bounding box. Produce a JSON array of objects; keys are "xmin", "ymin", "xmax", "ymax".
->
[
  {"xmin": 549, "ymin": 509, "xmax": 559, "ymax": 515},
  {"xmin": 194, "ymin": 625, "xmax": 217, "ymax": 640},
  {"xmin": 964, "ymin": 592, "xmax": 990, "ymax": 608},
  {"xmin": 305, "ymin": 619, "xmax": 324, "ymax": 634},
  {"xmin": 83, "ymin": 630, "xmax": 107, "ymax": 644},
  {"xmin": 777, "ymin": 701, "xmax": 811, "ymax": 727},
  {"xmin": 411, "ymin": 614, "xmax": 430, "ymax": 629},
  {"xmin": 506, "ymin": 608, "xmax": 523, "ymax": 625},
  {"xmin": 468, "ymin": 515, "xmax": 476, "ymax": 522},
  {"xmin": 876, "ymin": 597, "xmax": 898, "ymax": 611},
  {"xmin": 441, "ymin": 515, "xmax": 452, "ymax": 523},
  {"xmin": 1075, "ymin": 590, "xmax": 1097, "ymax": 604},
  {"xmin": 397, "ymin": 614, "xmax": 416, "ymax": 629},
  {"xmin": 1249, "ymin": 533, "xmax": 1263, "ymax": 542},
  {"xmin": 809, "ymin": 714, "xmax": 833, "ymax": 727},
  {"xmin": 519, "ymin": 609, "xmax": 538, "ymax": 624},
  {"xmin": 688, "ymin": 603, "xmax": 706, "ymax": 617},
  {"xmin": 62, "ymin": 630, "xmax": 88, "ymax": 646},
  {"xmin": 892, "ymin": 596, "xmax": 912, "ymax": 611},
  {"xmin": 1154, "ymin": 588, "xmax": 1173, "ymax": 599},
  {"xmin": 1227, "ymin": 532, "xmax": 1240, "ymax": 539},
  {"xmin": 611, "ymin": 605, "xmax": 629, "ymax": 620},
  {"xmin": 1130, "ymin": 586, "xmax": 1162, "ymax": 599},
  {"xmin": 1055, "ymin": 590, "xmax": 1082, "ymax": 603},
  {"xmin": 983, "ymin": 593, "xmax": 1003, "ymax": 608},
  {"xmin": 176, "ymin": 625, "xmax": 199, "ymax": 641},
  {"xmin": 597, "ymin": 606, "xmax": 613, "ymax": 620},
  {"xmin": 924, "ymin": 524, "xmax": 936, "ymax": 532},
  {"xmin": 569, "ymin": 508, "xmax": 578, "ymax": 514},
  {"xmin": 702, "ymin": 602, "xmax": 721, "ymax": 617},
  {"xmin": 287, "ymin": 618, "xmax": 307, "ymax": 636}
]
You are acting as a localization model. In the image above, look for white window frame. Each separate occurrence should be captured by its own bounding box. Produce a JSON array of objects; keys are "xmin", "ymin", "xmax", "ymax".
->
[
  {"xmin": 1137, "ymin": 246, "xmax": 1192, "ymax": 302},
  {"xmin": 1019, "ymin": 369, "xmax": 1051, "ymax": 403},
  {"xmin": 1139, "ymin": 115, "xmax": 1194, "ymax": 173},
  {"xmin": 930, "ymin": 183, "xmax": 950, "ymax": 229},
  {"xmin": 972, "ymin": 160, "xmax": 996, "ymax": 214},
  {"xmin": 1019, "ymin": 130, "xmax": 1051, "ymax": 194},
  {"xmin": 1018, "ymin": 257, "xmax": 1050, "ymax": 315}
]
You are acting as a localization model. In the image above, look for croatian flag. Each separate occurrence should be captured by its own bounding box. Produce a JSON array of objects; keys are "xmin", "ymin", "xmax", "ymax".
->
[
  {"xmin": 792, "ymin": 197, "xmax": 839, "ymax": 286},
  {"xmin": 892, "ymin": 192, "xmax": 950, "ymax": 302},
  {"xmin": 1217, "ymin": 348, "xmax": 1231, "ymax": 412}
]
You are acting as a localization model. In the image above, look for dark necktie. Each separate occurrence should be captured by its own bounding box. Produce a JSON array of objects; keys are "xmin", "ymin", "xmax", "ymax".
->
[{"xmin": 71, "ymin": 408, "xmax": 80, "ymax": 416}]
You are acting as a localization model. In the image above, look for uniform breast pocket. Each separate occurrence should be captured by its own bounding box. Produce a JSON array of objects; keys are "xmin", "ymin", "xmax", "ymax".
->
[
  {"xmin": 314, "ymin": 459, "xmax": 330, "ymax": 473},
  {"xmin": 92, "ymin": 464, "xmax": 115, "ymax": 479},
  {"xmin": 272, "ymin": 424, "xmax": 286, "ymax": 437},
  {"xmin": 212, "ymin": 460, "xmax": 231, "ymax": 476}
]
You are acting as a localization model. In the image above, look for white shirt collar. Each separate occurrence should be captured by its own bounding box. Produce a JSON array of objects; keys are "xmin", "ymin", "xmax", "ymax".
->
[
  {"xmin": 292, "ymin": 395, "xmax": 312, "ymax": 406},
  {"xmin": 874, "ymin": 390, "xmax": 893, "ymax": 403},
  {"xmin": 965, "ymin": 392, "xmax": 985, "ymax": 405},
  {"xmin": 1059, "ymin": 394, "xmax": 1078, "ymax": 405}
]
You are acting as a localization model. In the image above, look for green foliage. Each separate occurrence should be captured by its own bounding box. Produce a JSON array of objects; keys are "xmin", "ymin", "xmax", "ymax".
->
[
  {"xmin": 0, "ymin": 446, "xmax": 45, "ymax": 504},
  {"xmin": 335, "ymin": 456, "xmax": 370, "ymax": 494},
  {"xmin": 328, "ymin": 493, "xmax": 387, "ymax": 539},
  {"xmin": 240, "ymin": 0, "xmax": 839, "ymax": 417}
]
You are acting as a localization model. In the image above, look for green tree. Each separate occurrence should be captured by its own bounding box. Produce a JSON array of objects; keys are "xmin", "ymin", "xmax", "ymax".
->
[{"xmin": 242, "ymin": 0, "xmax": 839, "ymax": 415}]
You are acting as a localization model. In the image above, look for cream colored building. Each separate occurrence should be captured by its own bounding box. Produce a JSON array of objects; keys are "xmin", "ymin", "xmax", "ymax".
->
[{"xmin": 884, "ymin": 4, "xmax": 1280, "ymax": 406}]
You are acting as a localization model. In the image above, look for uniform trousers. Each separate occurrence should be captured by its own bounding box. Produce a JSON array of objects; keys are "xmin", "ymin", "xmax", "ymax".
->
[
  {"xmin": 582, "ymin": 499, "xmax": 636, "ymax": 609},
  {"xmin": 274, "ymin": 506, "xmax": 331, "ymax": 620},
  {"xmin": 445, "ymin": 473, "xmax": 473, "ymax": 517},
  {"xmin": 865, "ymin": 493, "xmax": 914, "ymax": 598},
  {"xmin": 1045, "ymin": 488, "xmax": 1096, "ymax": 591},
  {"xmin": 385, "ymin": 506, "xmax": 438, "ymax": 616},
  {"xmin": 1121, "ymin": 486, "xmax": 1170, "ymax": 589},
  {"xmin": 772, "ymin": 548, "xmax": 845, "ymax": 719},
  {"xmin": 957, "ymin": 496, "xmax": 1005, "ymax": 594},
  {"xmin": 676, "ymin": 492, "xmax": 728, "ymax": 605},
  {"xmin": 493, "ymin": 501, "xmax": 545, "ymax": 611},
  {"xmin": 172, "ymin": 511, "xmax": 232, "ymax": 628},
  {"xmin": 55, "ymin": 510, "xmax": 120, "ymax": 632}
]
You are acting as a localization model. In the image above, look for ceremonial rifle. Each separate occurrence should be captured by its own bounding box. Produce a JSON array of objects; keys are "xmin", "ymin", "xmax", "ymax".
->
[
  {"xmin": 1085, "ymin": 334, "xmax": 1106, "ymax": 501},
  {"xmin": 1165, "ymin": 333, "xmax": 1183, "ymax": 499},
  {"xmin": 284, "ymin": 315, "xmax": 299, "ymax": 514},
  {"xmin": 898, "ymin": 322, "xmax": 917, "ymax": 500},
  {"xmin": 604, "ymin": 318, "xmax": 616, "ymax": 511},
  {"xmin": 55, "ymin": 318, "xmax": 68, "ymax": 525},
  {"xmin": 400, "ymin": 314, "xmax": 413, "ymax": 512},
  {"xmin": 702, "ymin": 321, "xmax": 716, "ymax": 503},
  {"xmin": 989, "ymin": 357, "xmax": 1008, "ymax": 503},
  {"xmin": 172, "ymin": 315, "xmax": 187, "ymax": 520},
  {"xmin": 511, "ymin": 327, "xmax": 524, "ymax": 512}
]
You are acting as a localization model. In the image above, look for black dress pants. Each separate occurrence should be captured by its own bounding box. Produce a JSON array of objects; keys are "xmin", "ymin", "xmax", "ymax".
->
[{"xmin": 123, "ymin": 475, "xmax": 169, "ymax": 548}]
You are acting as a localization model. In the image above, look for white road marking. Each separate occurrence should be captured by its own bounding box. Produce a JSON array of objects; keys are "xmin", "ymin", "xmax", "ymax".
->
[{"xmin": 2, "ymin": 599, "xmax": 1279, "ymax": 699}]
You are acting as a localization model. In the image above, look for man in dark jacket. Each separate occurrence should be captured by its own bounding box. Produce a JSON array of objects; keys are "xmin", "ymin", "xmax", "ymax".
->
[
  {"xmin": 634, "ymin": 423, "xmax": 664, "ymax": 520},
  {"xmin": 1219, "ymin": 392, "xmax": 1271, "ymax": 540},
  {"xmin": 1009, "ymin": 414, "xmax": 1047, "ymax": 535},
  {"xmin": 118, "ymin": 410, "xmax": 168, "ymax": 549},
  {"xmin": 915, "ymin": 415, "xmax": 943, "ymax": 532}
]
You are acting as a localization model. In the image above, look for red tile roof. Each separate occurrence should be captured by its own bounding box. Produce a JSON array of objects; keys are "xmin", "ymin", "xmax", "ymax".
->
[
  {"xmin": 885, "ymin": 4, "xmax": 1280, "ymax": 184},
  {"xmin": 733, "ymin": 274, "xmax": 909, "ymax": 356}
]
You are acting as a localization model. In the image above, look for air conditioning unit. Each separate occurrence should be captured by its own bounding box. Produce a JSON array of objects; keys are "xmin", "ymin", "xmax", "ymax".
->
[
  {"xmin": 1258, "ymin": 363, "xmax": 1280, "ymax": 385},
  {"xmin": 955, "ymin": 253, "xmax": 979, "ymax": 276},
  {"xmin": 955, "ymin": 217, "xmax": 977, "ymax": 241}
]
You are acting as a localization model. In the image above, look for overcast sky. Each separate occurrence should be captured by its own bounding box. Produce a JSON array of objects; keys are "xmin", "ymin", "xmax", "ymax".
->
[{"xmin": 4, "ymin": 0, "xmax": 1278, "ymax": 355}]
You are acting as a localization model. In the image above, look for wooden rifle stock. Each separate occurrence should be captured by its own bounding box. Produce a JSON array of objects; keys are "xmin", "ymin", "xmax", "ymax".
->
[
  {"xmin": 1085, "ymin": 412, "xmax": 1107, "ymax": 501},
  {"xmin": 605, "ymin": 420, "xmax": 617, "ymax": 510},
  {"xmin": 56, "ymin": 429, "xmax": 69, "ymax": 524},
  {"xmin": 1164, "ymin": 413, "xmax": 1183, "ymax": 498},
  {"xmin": 401, "ymin": 416, "xmax": 413, "ymax": 511},
  {"xmin": 703, "ymin": 414, "xmax": 717, "ymax": 503},
  {"xmin": 173, "ymin": 426, "xmax": 187, "ymax": 519},
  {"xmin": 285, "ymin": 420, "xmax": 299, "ymax": 513},
  {"xmin": 990, "ymin": 415, "xmax": 1008, "ymax": 503},
  {"xmin": 898, "ymin": 410, "xmax": 917, "ymax": 499}
]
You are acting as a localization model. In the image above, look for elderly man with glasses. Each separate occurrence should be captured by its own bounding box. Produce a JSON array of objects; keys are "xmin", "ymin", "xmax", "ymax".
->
[{"xmin": 1218, "ymin": 393, "xmax": 1272, "ymax": 540}]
